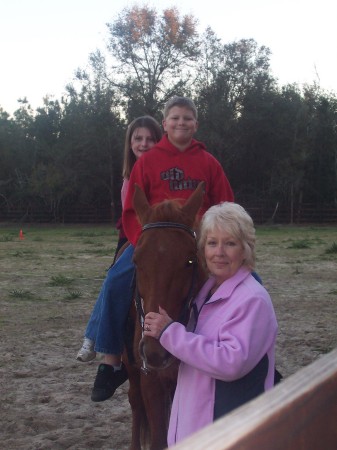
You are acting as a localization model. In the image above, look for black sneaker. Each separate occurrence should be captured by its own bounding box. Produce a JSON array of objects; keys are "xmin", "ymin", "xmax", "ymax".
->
[{"xmin": 91, "ymin": 363, "xmax": 128, "ymax": 402}]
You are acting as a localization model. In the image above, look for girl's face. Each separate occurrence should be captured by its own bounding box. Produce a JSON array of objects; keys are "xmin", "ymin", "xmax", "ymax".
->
[
  {"xmin": 131, "ymin": 127, "xmax": 157, "ymax": 160},
  {"xmin": 204, "ymin": 228, "xmax": 245, "ymax": 287}
]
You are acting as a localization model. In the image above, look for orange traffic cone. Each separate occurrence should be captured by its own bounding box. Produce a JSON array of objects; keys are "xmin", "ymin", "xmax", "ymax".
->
[{"xmin": 19, "ymin": 229, "xmax": 24, "ymax": 240}]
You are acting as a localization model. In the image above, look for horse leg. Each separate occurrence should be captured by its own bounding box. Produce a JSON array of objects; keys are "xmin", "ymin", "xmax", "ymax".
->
[
  {"xmin": 127, "ymin": 365, "xmax": 143, "ymax": 450},
  {"xmin": 141, "ymin": 371, "xmax": 170, "ymax": 450}
]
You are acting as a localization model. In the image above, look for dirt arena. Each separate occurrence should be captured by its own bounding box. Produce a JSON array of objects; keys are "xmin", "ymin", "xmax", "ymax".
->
[{"xmin": 1, "ymin": 224, "xmax": 336, "ymax": 449}]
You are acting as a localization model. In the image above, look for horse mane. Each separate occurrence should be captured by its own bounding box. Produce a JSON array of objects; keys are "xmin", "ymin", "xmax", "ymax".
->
[{"xmin": 150, "ymin": 198, "xmax": 197, "ymax": 228}]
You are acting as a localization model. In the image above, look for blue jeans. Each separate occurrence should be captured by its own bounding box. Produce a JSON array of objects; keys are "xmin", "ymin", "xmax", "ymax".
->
[{"xmin": 84, "ymin": 244, "xmax": 135, "ymax": 354}]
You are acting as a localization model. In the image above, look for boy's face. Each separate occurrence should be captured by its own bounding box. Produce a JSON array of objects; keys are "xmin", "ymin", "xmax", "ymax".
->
[{"xmin": 162, "ymin": 106, "xmax": 198, "ymax": 150}]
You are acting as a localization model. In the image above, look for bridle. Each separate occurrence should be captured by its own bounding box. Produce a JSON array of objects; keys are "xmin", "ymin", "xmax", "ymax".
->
[
  {"xmin": 142, "ymin": 222, "xmax": 197, "ymax": 239},
  {"xmin": 133, "ymin": 221, "xmax": 199, "ymax": 373}
]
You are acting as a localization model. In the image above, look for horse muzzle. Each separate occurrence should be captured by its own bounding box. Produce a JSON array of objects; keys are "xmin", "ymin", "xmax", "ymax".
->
[{"xmin": 139, "ymin": 337, "xmax": 175, "ymax": 370}]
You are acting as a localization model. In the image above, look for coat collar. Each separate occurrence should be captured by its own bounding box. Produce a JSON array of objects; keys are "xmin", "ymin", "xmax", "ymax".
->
[{"xmin": 195, "ymin": 267, "xmax": 251, "ymax": 307}]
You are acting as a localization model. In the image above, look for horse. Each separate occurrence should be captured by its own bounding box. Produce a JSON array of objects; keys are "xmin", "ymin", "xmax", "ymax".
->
[{"xmin": 123, "ymin": 181, "xmax": 207, "ymax": 450}]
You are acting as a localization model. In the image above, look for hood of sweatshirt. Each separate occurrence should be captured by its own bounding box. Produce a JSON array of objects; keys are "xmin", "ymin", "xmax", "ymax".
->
[{"xmin": 152, "ymin": 134, "xmax": 207, "ymax": 156}]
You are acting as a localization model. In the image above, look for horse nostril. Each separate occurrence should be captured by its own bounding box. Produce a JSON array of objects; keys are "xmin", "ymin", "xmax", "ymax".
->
[{"xmin": 139, "ymin": 337, "xmax": 176, "ymax": 370}]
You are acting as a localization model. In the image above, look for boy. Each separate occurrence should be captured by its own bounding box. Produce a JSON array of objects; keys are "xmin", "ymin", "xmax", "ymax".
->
[
  {"xmin": 123, "ymin": 96, "xmax": 234, "ymax": 245},
  {"xmin": 88, "ymin": 96, "xmax": 234, "ymax": 402}
]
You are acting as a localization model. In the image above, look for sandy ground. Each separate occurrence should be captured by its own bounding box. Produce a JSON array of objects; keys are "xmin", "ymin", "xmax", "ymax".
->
[
  {"xmin": 0, "ymin": 225, "xmax": 336, "ymax": 449},
  {"xmin": 1, "ymin": 282, "xmax": 132, "ymax": 450}
]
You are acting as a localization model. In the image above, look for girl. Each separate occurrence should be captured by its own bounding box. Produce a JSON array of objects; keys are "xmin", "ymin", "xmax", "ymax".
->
[{"xmin": 76, "ymin": 116, "xmax": 162, "ymax": 399}]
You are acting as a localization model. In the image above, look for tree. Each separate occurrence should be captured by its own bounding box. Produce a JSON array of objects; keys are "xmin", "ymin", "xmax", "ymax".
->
[
  {"xmin": 87, "ymin": 5, "xmax": 200, "ymax": 118},
  {"xmin": 59, "ymin": 82, "xmax": 125, "ymax": 219},
  {"xmin": 0, "ymin": 109, "xmax": 18, "ymax": 209},
  {"xmin": 195, "ymin": 34, "xmax": 274, "ymax": 169},
  {"xmin": 302, "ymin": 88, "xmax": 337, "ymax": 205},
  {"xmin": 0, "ymin": 100, "xmax": 39, "ymax": 213},
  {"xmin": 233, "ymin": 83, "xmax": 308, "ymax": 213}
]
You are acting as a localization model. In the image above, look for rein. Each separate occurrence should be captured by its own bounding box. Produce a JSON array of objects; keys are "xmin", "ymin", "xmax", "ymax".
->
[{"xmin": 134, "ymin": 221, "xmax": 199, "ymax": 373}]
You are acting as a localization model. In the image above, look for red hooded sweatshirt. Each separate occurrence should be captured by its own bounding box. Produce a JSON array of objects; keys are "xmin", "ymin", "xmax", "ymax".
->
[{"xmin": 122, "ymin": 134, "xmax": 234, "ymax": 246}]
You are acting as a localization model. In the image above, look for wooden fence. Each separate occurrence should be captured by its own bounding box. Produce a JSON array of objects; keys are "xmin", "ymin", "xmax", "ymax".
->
[
  {"xmin": 0, "ymin": 206, "xmax": 113, "ymax": 224},
  {"xmin": 1, "ymin": 204, "xmax": 337, "ymax": 224},
  {"xmin": 242, "ymin": 204, "xmax": 337, "ymax": 224},
  {"xmin": 170, "ymin": 347, "xmax": 337, "ymax": 450}
]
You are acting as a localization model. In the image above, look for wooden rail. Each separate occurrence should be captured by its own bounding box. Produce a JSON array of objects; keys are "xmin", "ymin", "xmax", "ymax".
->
[
  {"xmin": 170, "ymin": 348, "xmax": 337, "ymax": 450},
  {"xmin": 2, "ymin": 204, "xmax": 337, "ymax": 224}
]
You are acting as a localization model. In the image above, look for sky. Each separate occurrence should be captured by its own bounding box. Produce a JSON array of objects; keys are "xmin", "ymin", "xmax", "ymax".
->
[{"xmin": 1, "ymin": 0, "xmax": 337, "ymax": 116}]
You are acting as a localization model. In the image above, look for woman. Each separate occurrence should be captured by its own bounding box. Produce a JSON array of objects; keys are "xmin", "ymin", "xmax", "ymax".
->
[
  {"xmin": 144, "ymin": 201, "xmax": 278, "ymax": 446},
  {"xmin": 76, "ymin": 116, "xmax": 162, "ymax": 399}
]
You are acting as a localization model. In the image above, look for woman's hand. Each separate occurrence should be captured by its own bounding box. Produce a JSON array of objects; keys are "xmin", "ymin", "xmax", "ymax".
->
[{"xmin": 144, "ymin": 306, "xmax": 173, "ymax": 339}]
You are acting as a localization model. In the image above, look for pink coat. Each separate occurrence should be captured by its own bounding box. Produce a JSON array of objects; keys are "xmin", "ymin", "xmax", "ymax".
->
[{"xmin": 159, "ymin": 267, "xmax": 278, "ymax": 446}]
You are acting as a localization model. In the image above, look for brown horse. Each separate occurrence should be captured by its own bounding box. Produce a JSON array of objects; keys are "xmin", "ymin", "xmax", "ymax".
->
[{"xmin": 123, "ymin": 182, "xmax": 207, "ymax": 450}]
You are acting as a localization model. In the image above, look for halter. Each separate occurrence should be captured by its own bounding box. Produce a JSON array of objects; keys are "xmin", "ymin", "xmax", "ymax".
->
[{"xmin": 134, "ymin": 221, "xmax": 199, "ymax": 373}]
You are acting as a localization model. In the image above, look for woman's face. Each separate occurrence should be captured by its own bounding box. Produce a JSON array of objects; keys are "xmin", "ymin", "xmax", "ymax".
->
[
  {"xmin": 131, "ymin": 127, "xmax": 157, "ymax": 160},
  {"xmin": 204, "ymin": 228, "xmax": 245, "ymax": 286}
]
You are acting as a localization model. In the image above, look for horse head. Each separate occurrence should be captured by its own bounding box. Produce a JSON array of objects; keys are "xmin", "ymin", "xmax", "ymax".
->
[{"xmin": 132, "ymin": 182, "xmax": 206, "ymax": 370}]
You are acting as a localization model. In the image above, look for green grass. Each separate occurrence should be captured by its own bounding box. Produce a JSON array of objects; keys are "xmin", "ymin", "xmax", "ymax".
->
[
  {"xmin": 287, "ymin": 239, "xmax": 312, "ymax": 249},
  {"xmin": 9, "ymin": 289, "xmax": 34, "ymax": 300},
  {"xmin": 10, "ymin": 249, "xmax": 36, "ymax": 257},
  {"xmin": 2, "ymin": 224, "xmax": 118, "ymax": 284},
  {"xmin": 325, "ymin": 242, "xmax": 337, "ymax": 254},
  {"xmin": 0, "ymin": 234, "xmax": 15, "ymax": 242},
  {"xmin": 31, "ymin": 236, "xmax": 43, "ymax": 242},
  {"xmin": 49, "ymin": 274, "xmax": 74, "ymax": 286},
  {"xmin": 71, "ymin": 229, "xmax": 117, "ymax": 238},
  {"xmin": 64, "ymin": 290, "xmax": 83, "ymax": 300}
]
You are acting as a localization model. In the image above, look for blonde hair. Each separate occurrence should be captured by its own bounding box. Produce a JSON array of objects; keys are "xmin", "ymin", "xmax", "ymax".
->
[
  {"xmin": 162, "ymin": 96, "xmax": 198, "ymax": 119},
  {"xmin": 122, "ymin": 116, "xmax": 162, "ymax": 179},
  {"xmin": 198, "ymin": 202, "xmax": 256, "ymax": 271}
]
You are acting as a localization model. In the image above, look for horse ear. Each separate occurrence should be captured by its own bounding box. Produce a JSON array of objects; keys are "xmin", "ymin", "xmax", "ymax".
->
[
  {"xmin": 133, "ymin": 184, "xmax": 151, "ymax": 225},
  {"xmin": 181, "ymin": 181, "xmax": 205, "ymax": 220}
]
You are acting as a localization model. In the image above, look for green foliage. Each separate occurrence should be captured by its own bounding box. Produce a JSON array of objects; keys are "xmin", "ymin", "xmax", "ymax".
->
[{"xmin": 1, "ymin": 5, "xmax": 337, "ymax": 222}]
